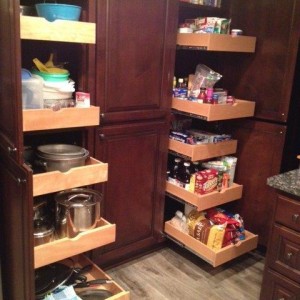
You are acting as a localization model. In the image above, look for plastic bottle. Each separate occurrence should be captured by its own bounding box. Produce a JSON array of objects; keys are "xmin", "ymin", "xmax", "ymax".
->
[
  {"xmin": 169, "ymin": 157, "xmax": 183, "ymax": 186},
  {"xmin": 197, "ymin": 87, "xmax": 207, "ymax": 103},
  {"xmin": 181, "ymin": 161, "xmax": 192, "ymax": 190}
]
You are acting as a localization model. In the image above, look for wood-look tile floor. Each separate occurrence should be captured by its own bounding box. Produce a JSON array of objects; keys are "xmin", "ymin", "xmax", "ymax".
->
[{"xmin": 107, "ymin": 245, "xmax": 265, "ymax": 300}]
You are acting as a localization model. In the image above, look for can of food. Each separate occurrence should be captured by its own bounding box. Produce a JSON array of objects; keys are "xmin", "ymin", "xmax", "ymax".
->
[{"xmin": 231, "ymin": 29, "xmax": 243, "ymax": 36}]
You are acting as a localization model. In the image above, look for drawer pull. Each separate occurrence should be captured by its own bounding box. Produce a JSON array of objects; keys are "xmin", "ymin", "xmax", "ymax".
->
[{"xmin": 292, "ymin": 214, "xmax": 299, "ymax": 223}]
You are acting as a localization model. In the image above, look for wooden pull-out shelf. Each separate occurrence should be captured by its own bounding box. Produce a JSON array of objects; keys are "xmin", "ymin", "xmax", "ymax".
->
[
  {"xmin": 72, "ymin": 255, "xmax": 130, "ymax": 299},
  {"xmin": 164, "ymin": 221, "xmax": 258, "ymax": 267},
  {"xmin": 20, "ymin": 16, "xmax": 96, "ymax": 44},
  {"xmin": 35, "ymin": 218, "xmax": 115, "ymax": 268},
  {"xmin": 172, "ymin": 98, "xmax": 255, "ymax": 121},
  {"xmin": 23, "ymin": 106, "xmax": 100, "ymax": 132},
  {"xmin": 166, "ymin": 181, "xmax": 242, "ymax": 211},
  {"xmin": 33, "ymin": 157, "xmax": 108, "ymax": 196},
  {"xmin": 177, "ymin": 33, "xmax": 256, "ymax": 53},
  {"xmin": 169, "ymin": 139, "xmax": 237, "ymax": 161}
]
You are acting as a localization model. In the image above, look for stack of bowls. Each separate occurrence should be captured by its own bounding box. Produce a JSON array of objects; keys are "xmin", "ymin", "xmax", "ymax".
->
[{"xmin": 31, "ymin": 69, "xmax": 75, "ymax": 109}]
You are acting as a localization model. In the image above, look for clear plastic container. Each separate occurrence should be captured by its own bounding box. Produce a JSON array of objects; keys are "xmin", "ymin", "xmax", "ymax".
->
[{"xmin": 21, "ymin": 75, "xmax": 43, "ymax": 109}]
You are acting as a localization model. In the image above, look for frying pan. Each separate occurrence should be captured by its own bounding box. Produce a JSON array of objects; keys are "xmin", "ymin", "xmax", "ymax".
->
[
  {"xmin": 35, "ymin": 262, "xmax": 73, "ymax": 299},
  {"xmin": 76, "ymin": 289, "xmax": 113, "ymax": 300}
]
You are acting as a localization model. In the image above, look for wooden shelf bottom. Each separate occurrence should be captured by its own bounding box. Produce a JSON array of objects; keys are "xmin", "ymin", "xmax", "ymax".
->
[{"xmin": 164, "ymin": 221, "xmax": 258, "ymax": 267}]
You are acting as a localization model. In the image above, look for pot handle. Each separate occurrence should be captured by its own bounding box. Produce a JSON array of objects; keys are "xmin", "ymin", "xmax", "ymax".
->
[
  {"xmin": 34, "ymin": 159, "xmax": 48, "ymax": 171},
  {"xmin": 67, "ymin": 194, "xmax": 92, "ymax": 203}
]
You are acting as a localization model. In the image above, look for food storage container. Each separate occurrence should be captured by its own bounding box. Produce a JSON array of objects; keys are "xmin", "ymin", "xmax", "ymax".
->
[{"xmin": 22, "ymin": 75, "xmax": 44, "ymax": 109}]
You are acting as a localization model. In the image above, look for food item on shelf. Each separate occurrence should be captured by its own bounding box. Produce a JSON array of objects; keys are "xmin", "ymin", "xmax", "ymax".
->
[
  {"xmin": 181, "ymin": 161, "xmax": 193, "ymax": 190},
  {"xmin": 168, "ymin": 157, "xmax": 184, "ymax": 187},
  {"xmin": 171, "ymin": 210, "xmax": 189, "ymax": 234},
  {"xmin": 182, "ymin": 208, "xmax": 245, "ymax": 250},
  {"xmin": 193, "ymin": 168, "xmax": 218, "ymax": 194},
  {"xmin": 206, "ymin": 224, "xmax": 226, "ymax": 250}
]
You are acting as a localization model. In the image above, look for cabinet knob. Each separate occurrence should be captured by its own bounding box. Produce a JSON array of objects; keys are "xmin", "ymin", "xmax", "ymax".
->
[
  {"xmin": 99, "ymin": 134, "xmax": 105, "ymax": 140},
  {"xmin": 286, "ymin": 252, "xmax": 293, "ymax": 260},
  {"xmin": 100, "ymin": 113, "xmax": 105, "ymax": 120},
  {"xmin": 8, "ymin": 146, "xmax": 17, "ymax": 154},
  {"xmin": 292, "ymin": 214, "xmax": 299, "ymax": 223}
]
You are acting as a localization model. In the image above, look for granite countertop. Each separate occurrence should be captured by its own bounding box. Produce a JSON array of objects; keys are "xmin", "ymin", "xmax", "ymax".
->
[{"xmin": 267, "ymin": 169, "xmax": 300, "ymax": 197}]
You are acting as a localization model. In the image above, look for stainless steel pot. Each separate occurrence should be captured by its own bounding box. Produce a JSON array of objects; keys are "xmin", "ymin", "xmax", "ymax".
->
[
  {"xmin": 34, "ymin": 219, "xmax": 54, "ymax": 246},
  {"xmin": 35, "ymin": 149, "xmax": 89, "ymax": 172},
  {"xmin": 37, "ymin": 144, "xmax": 86, "ymax": 159},
  {"xmin": 55, "ymin": 188, "xmax": 102, "ymax": 238}
]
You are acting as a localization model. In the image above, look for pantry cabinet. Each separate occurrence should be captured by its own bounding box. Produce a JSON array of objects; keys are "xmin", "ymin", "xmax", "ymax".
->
[
  {"xmin": 92, "ymin": 0, "xmax": 179, "ymax": 266},
  {"xmin": 0, "ymin": 1, "xmax": 129, "ymax": 299}
]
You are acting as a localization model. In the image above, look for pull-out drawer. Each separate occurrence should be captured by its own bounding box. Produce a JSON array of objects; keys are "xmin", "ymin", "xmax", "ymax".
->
[
  {"xmin": 23, "ymin": 106, "xmax": 100, "ymax": 132},
  {"xmin": 41, "ymin": 254, "xmax": 130, "ymax": 299},
  {"xmin": 275, "ymin": 195, "xmax": 300, "ymax": 233},
  {"xmin": 267, "ymin": 224, "xmax": 300, "ymax": 284},
  {"xmin": 172, "ymin": 98, "xmax": 255, "ymax": 121},
  {"xmin": 169, "ymin": 139, "xmax": 237, "ymax": 161},
  {"xmin": 33, "ymin": 157, "xmax": 108, "ymax": 196},
  {"xmin": 164, "ymin": 221, "xmax": 258, "ymax": 267},
  {"xmin": 35, "ymin": 218, "xmax": 115, "ymax": 268},
  {"xmin": 165, "ymin": 181, "xmax": 242, "ymax": 211}
]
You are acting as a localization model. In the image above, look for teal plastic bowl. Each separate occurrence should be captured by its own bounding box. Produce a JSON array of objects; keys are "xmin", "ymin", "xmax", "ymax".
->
[
  {"xmin": 31, "ymin": 69, "xmax": 69, "ymax": 82},
  {"xmin": 35, "ymin": 3, "xmax": 81, "ymax": 22}
]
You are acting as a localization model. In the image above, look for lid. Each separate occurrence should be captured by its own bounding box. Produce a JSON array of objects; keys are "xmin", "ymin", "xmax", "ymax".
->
[{"xmin": 34, "ymin": 220, "xmax": 54, "ymax": 238}]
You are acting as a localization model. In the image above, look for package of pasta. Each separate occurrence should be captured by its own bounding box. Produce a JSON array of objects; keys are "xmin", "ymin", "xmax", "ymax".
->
[{"xmin": 206, "ymin": 224, "xmax": 226, "ymax": 250}]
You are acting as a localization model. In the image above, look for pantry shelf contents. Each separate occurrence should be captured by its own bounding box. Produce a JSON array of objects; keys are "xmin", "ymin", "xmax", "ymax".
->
[
  {"xmin": 166, "ymin": 181, "xmax": 242, "ymax": 211},
  {"xmin": 20, "ymin": 16, "xmax": 96, "ymax": 44},
  {"xmin": 164, "ymin": 18, "xmax": 258, "ymax": 267},
  {"xmin": 164, "ymin": 221, "xmax": 258, "ymax": 267}
]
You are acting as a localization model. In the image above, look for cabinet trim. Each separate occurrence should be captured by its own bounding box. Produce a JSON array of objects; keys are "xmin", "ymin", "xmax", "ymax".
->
[
  {"xmin": 20, "ymin": 16, "xmax": 96, "ymax": 44},
  {"xmin": 169, "ymin": 139, "xmax": 237, "ymax": 161},
  {"xmin": 33, "ymin": 157, "xmax": 108, "ymax": 196},
  {"xmin": 23, "ymin": 106, "xmax": 100, "ymax": 132},
  {"xmin": 172, "ymin": 98, "xmax": 255, "ymax": 121},
  {"xmin": 164, "ymin": 221, "xmax": 258, "ymax": 267},
  {"xmin": 166, "ymin": 181, "xmax": 242, "ymax": 210},
  {"xmin": 34, "ymin": 218, "xmax": 115, "ymax": 268}
]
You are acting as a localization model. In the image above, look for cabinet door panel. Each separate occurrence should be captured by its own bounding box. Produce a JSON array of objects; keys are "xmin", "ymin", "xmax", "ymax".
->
[
  {"xmin": 228, "ymin": 119, "xmax": 286, "ymax": 247},
  {"xmin": 225, "ymin": 0, "xmax": 300, "ymax": 122},
  {"xmin": 93, "ymin": 121, "xmax": 168, "ymax": 266},
  {"xmin": 0, "ymin": 158, "xmax": 33, "ymax": 300},
  {"xmin": 267, "ymin": 224, "xmax": 300, "ymax": 284},
  {"xmin": 260, "ymin": 268, "xmax": 300, "ymax": 300},
  {"xmin": 0, "ymin": 0, "xmax": 23, "ymax": 162},
  {"xmin": 95, "ymin": 0, "xmax": 178, "ymax": 124}
]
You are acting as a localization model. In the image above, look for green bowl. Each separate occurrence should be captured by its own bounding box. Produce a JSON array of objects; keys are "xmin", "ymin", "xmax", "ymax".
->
[{"xmin": 31, "ymin": 69, "xmax": 69, "ymax": 82}]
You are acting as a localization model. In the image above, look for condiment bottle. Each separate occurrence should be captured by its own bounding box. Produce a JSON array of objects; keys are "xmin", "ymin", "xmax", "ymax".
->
[{"xmin": 198, "ymin": 87, "xmax": 207, "ymax": 103}]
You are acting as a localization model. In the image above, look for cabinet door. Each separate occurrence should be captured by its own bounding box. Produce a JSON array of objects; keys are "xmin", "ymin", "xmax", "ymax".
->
[
  {"xmin": 95, "ymin": 0, "xmax": 178, "ymax": 124},
  {"xmin": 260, "ymin": 269, "xmax": 300, "ymax": 300},
  {"xmin": 92, "ymin": 121, "xmax": 168, "ymax": 266},
  {"xmin": 0, "ymin": 158, "xmax": 34, "ymax": 300},
  {"xmin": 228, "ymin": 119, "xmax": 286, "ymax": 247},
  {"xmin": 0, "ymin": 0, "xmax": 23, "ymax": 162},
  {"xmin": 224, "ymin": 0, "xmax": 300, "ymax": 123}
]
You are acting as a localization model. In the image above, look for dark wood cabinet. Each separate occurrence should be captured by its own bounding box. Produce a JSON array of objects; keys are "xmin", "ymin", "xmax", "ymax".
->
[
  {"xmin": 92, "ymin": 0, "xmax": 178, "ymax": 266},
  {"xmin": 228, "ymin": 119, "xmax": 286, "ymax": 247},
  {"xmin": 0, "ymin": 158, "xmax": 33, "ymax": 299},
  {"xmin": 260, "ymin": 192, "xmax": 300, "ymax": 299},
  {"xmin": 95, "ymin": 0, "xmax": 178, "ymax": 125},
  {"xmin": 225, "ymin": 0, "xmax": 300, "ymax": 123},
  {"xmin": 92, "ymin": 120, "xmax": 169, "ymax": 266}
]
